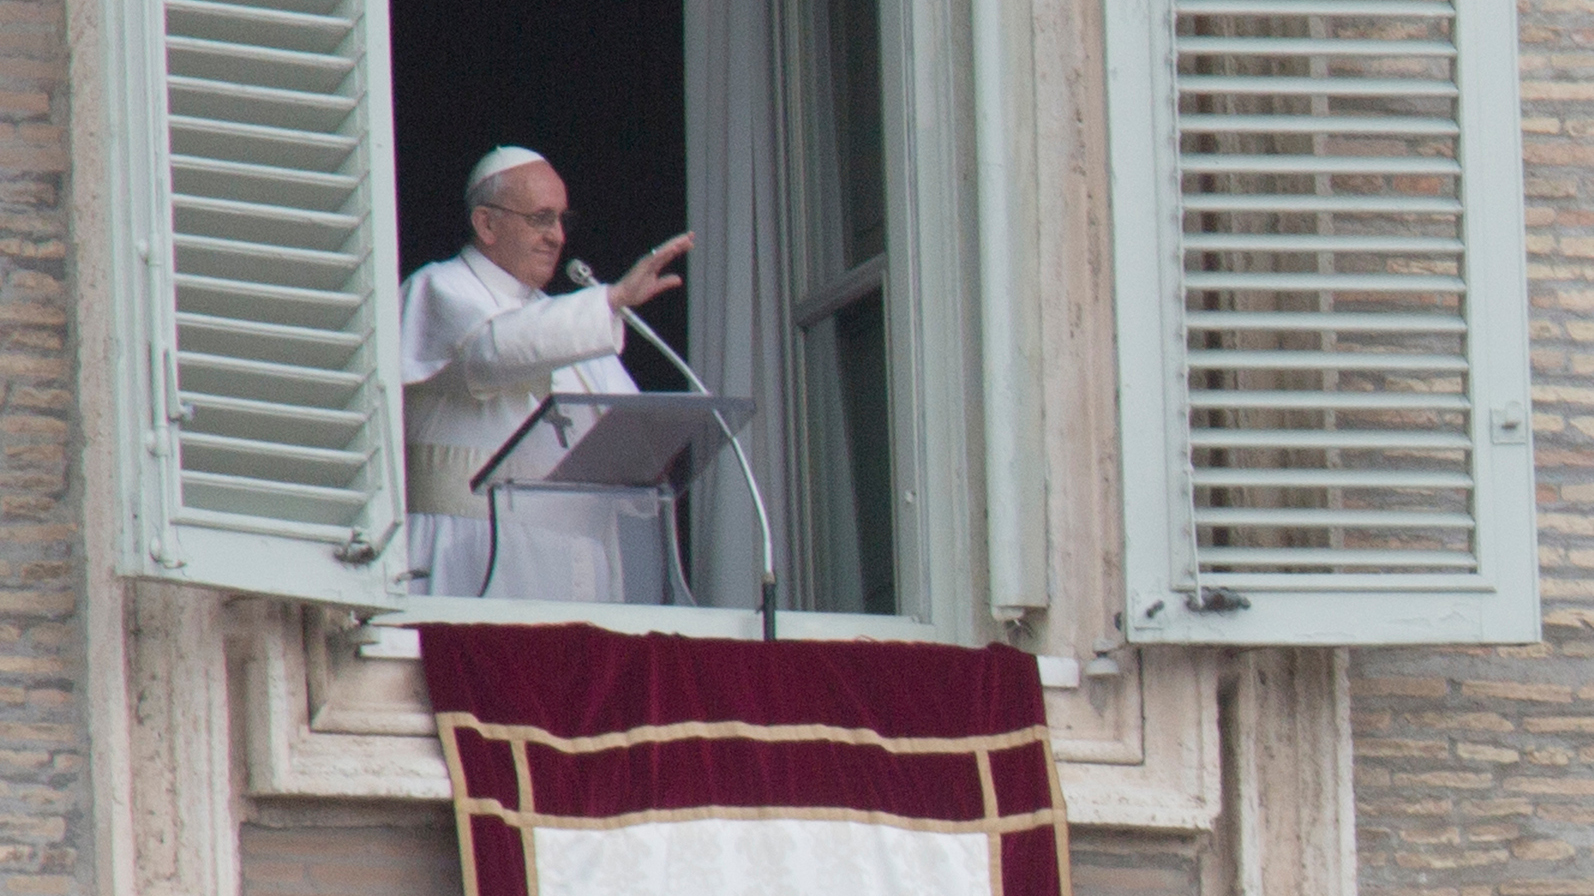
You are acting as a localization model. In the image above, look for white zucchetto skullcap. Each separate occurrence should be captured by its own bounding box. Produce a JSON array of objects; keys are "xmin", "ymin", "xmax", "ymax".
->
[{"xmin": 465, "ymin": 146, "xmax": 546, "ymax": 199}]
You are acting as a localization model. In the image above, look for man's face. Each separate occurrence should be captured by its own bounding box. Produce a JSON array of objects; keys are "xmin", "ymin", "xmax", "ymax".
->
[{"xmin": 472, "ymin": 161, "xmax": 568, "ymax": 290}]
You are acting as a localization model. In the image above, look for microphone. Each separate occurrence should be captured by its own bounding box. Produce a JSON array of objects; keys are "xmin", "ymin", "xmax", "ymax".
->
[
  {"xmin": 566, "ymin": 258, "xmax": 597, "ymax": 290},
  {"xmin": 567, "ymin": 258, "xmax": 779, "ymax": 639}
]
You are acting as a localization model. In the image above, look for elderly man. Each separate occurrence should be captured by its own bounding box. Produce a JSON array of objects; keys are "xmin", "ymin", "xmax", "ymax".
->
[{"xmin": 401, "ymin": 146, "xmax": 693, "ymax": 599}]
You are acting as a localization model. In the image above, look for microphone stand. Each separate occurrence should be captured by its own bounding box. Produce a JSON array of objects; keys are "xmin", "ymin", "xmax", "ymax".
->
[{"xmin": 568, "ymin": 260, "xmax": 778, "ymax": 641}]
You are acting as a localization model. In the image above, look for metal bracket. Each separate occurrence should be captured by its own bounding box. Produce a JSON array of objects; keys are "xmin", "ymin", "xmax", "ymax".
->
[
  {"xmin": 1492, "ymin": 401, "xmax": 1527, "ymax": 445},
  {"xmin": 334, "ymin": 519, "xmax": 401, "ymax": 566},
  {"xmin": 1186, "ymin": 586, "xmax": 1251, "ymax": 614}
]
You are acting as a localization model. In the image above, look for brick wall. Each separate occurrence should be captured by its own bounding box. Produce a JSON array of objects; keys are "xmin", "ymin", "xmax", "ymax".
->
[
  {"xmin": 1353, "ymin": 2, "xmax": 1594, "ymax": 894},
  {"xmin": 0, "ymin": 0, "xmax": 82, "ymax": 894}
]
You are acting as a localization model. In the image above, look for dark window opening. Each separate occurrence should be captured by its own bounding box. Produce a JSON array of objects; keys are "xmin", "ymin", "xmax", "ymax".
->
[{"xmin": 388, "ymin": 0, "xmax": 689, "ymax": 392}]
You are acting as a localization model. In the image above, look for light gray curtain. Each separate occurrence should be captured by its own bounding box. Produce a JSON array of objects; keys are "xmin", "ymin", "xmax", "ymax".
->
[{"xmin": 684, "ymin": 0, "xmax": 789, "ymax": 610}]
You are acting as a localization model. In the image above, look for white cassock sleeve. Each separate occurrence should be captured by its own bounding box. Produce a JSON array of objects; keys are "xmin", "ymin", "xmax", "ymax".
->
[
  {"xmin": 460, "ymin": 289, "xmax": 625, "ymax": 395},
  {"xmin": 399, "ymin": 250, "xmax": 625, "ymax": 395}
]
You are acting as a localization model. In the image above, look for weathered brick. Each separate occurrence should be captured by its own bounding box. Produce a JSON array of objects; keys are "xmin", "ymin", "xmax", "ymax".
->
[
  {"xmin": 1400, "ymin": 827, "xmax": 1461, "ymax": 846},
  {"xmin": 1537, "ymin": 804, "xmax": 1594, "ymax": 824},
  {"xmin": 1355, "ymin": 710, "xmax": 1395, "ymax": 733},
  {"xmin": 6, "ymin": 874, "xmax": 73, "ymax": 895},
  {"xmin": 1394, "ymin": 771, "xmax": 1495, "ymax": 790},
  {"xmin": 1501, "ymin": 883, "xmax": 1594, "ymax": 896},
  {"xmin": 1467, "ymin": 823, "xmax": 1523, "ymax": 843},
  {"xmin": 1405, "ymin": 712, "xmax": 1515, "ymax": 733},
  {"xmin": 1506, "ymin": 776, "xmax": 1594, "ymax": 795},
  {"xmin": 1462, "ymin": 798, "xmax": 1535, "ymax": 817},
  {"xmin": 1539, "ymin": 578, "xmax": 1594, "ymax": 599},
  {"xmin": 1462, "ymin": 680, "xmax": 1575, "ymax": 703},
  {"xmin": 1501, "ymin": 643, "xmax": 1557, "ymax": 660},
  {"xmin": 1458, "ymin": 743, "xmax": 1522, "ymax": 764},
  {"xmin": 1360, "ymin": 739, "xmax": 1452, "ymax": 759},
  {"xmin": 1359, "ymin": 765, "xmax": 1394, "ymax": 789},
  {"xmin": 1525, "ymin": 717, "xmax": 1594, "ymax": 734},
  {"xmin": 1360, "ymin": 797, "xmax": 1454, "ymax": 817},
  {"xmin": 1354, "ymin": 676, "xmax": 1449, "ymax": 699},
  {"xmin": 1514, "ymin": 840, "xmax": 1577, "ymax": 861},
  {"xmin": 0, "ymin": 815, "xmax": 63, "ymax": 841},
  {"xmin": 0, "ymin": 592, "xmax": 75, "ymax": 618},
  {"xmin": 1394, "ymin": 849, "xmax": 1510, "ymax": 869},
  {"xmin": 1528, "ymin": 176, "xmax": 1579, "ymax": 196},
  {"xmin": 1528, "ymin": 746, "xmax": 1575, "ymax": 766}
]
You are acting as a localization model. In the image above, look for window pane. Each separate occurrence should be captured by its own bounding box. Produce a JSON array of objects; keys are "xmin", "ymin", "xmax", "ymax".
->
[
  {"xmin": 802, "ymin": 291, "xmax": 895, "ymax": 614},
  {"xmin": 826, "ymin": 0, "xmax": 885, "ymax": 268}
]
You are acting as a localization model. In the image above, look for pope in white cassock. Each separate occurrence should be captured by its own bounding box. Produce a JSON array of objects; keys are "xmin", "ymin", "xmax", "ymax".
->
[{"xmin": 400, "ymin": 146, "xmax": 694, "ymax": 599}]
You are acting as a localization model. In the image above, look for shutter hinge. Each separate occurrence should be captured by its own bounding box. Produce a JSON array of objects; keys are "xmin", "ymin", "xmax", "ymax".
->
[
  {"xmin": 1186, "ymin": 587, "xmax": 1251, "ymax": 614},
  {"xmin": 335, "ymin": 519, "xmax": 400, "ymax": 566}
]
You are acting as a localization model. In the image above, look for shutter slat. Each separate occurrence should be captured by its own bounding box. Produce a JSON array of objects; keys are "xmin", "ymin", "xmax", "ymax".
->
[
  {"xmin": 168, "ymin": 75, "xmax": 356, "ymax": 133},
  {"xmin": 1180, "ymin": 75, "xmax": 1458, "ymax": 98},
  {"xmin": 180, "ymin": 431, "xmax": 369, "ymax": 488},
  {"xmin": 1189, "ymin": 390, "xmax": 1469, "ymax": 411},
  {"xmin": 1189, "ymin": 428, "xmax": 1471, "ymax": 450},
  {"xmin": 181, "ymin": 392, "xmax": 367, "ymax": 449},
  {"xmin": 172, "ymin": 194, "xmax": 359, "ymax": 251},
  {"xmin": 165, "ymin": 34, "xmax": 352, "ymax": 93},
  {"xmin": 1183, "ymin": 234, "xmax": 1464, "ymax": 254},
  {"xmin": 1186, "ymin": 311, "xmax": 1467, "ymax": 332},
  {"xmin": 173, "ymin": 235, "xmax": 360, "ymax": 291},
  {"xmin": 1187, "ymin": 350, "xmax": 1469, "ymax": 372},
  {"xmin": 171, "ymin": 155, "xmax": 357, "ymax": 211},
  {"xmin": 1184, "ymin": 272, "xmax": 1465, "ymax": 293},
  {"xmin": 1195, "ymin": 508, "xmax": 1475, "ymax": 529},
  {"xmin": 1176, "ymin": 0, "xmax": 1455, "ymax": 16},
  {"xmin": 1180, "ymin": 114, "xmax": 1459, "ymax": 137},
  {"xmin": 1182, "ymin": 154, "xmax": 1461, "ymax": 176},
  {"xmin": 1179, "ymin": 36, "xmax": 1457, "ymax": 57},
  {"xmin": 181, "ymin": 470, "xmax": 367, "ymax": 526},
  {"xmin": 1192, "ymin": 468, "xmax": 1472, "ymax": 489},
  {"xmin": 169, "ymin": 116, "xmax": 357, "ymax": 172},
  {"xmin": 1182, "ymin": 194, "xmax": 1463, "ymax": 214},
  {"xmin": 176, "ymin": 311, "xmax": 364, "ymax": 369},
  {"xmin": 175, "ymin": 273, "xmax": 361, "ymax": 330},
  {"xmin": 178, "ymin": 351, "xmax": 364, "ymax": 408},
  {"xmin": 165, "ymin": 0, "xmax": 352, "ymax": 54},
  {"xmin": 1199, "ymin": 548, "xmax": 1475, "ymax": 569}
]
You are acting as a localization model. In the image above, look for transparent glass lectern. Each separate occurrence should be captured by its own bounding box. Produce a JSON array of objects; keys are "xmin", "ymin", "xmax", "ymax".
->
[{"xmin": 469, "ymin": 392, "xmax": 755, "ymax": 606}]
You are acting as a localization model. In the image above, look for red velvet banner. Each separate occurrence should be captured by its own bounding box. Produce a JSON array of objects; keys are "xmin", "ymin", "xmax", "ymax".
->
[{"xmin": 422, "ymin": 623, "xmax": 1071, "ymax": 896}]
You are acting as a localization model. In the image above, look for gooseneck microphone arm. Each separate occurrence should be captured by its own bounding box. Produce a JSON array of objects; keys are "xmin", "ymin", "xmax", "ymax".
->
[{"xmin": 568, "ymin": 259, "xmax": 778, "ymax": 640}]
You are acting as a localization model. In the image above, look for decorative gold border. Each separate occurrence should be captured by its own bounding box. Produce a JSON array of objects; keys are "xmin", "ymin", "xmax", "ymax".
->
[
  {"xmin": 437, "ymin": 710, "xmax": 1073, "ymax": 895},
  {"xmin": 1042, "ymin": 735, "xmax": 1073, "ymax": 895},
  {"xmin": 436, "ymin": 711, "xmax": 1054, "ymax": 755},
  {"xmin": 456, "ymin": 794, "xmax": 1064, "ymax": 835}
]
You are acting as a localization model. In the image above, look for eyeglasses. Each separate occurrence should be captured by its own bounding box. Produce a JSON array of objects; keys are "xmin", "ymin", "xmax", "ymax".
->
[{"xmin": 482, "ymin": 203, "xmax": 576, "ymax": 233}]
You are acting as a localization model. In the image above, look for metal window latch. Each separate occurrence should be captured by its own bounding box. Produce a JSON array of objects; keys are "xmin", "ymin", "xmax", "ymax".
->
[
  {"xmin": 1492, "ymin": 401, "xmax": 1527, "ymax": 445},
  {"xmin": 1186, "ymin": 587, "xmax": 1251, "ymax": 614}
]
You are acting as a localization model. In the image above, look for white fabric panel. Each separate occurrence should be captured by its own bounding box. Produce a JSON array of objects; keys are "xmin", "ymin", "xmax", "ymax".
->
[{"xmin": 534, "ymin": 819, "xmax": 991, "ymax": 896}]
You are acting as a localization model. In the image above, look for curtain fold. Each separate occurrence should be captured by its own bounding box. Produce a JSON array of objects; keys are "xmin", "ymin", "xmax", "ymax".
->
[
  {"xmin": 421, "ymin": 623, "xmax": 1072, "ymax": 896},
  {"xmin": 684, "ymin": 0, "xmax": 789, "ymax": 610}
]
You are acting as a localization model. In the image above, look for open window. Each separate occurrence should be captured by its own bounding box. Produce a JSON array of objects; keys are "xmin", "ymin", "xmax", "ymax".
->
[{"xmin": 114, "ymin": 0, "xmax": 978, "ymax": 645}]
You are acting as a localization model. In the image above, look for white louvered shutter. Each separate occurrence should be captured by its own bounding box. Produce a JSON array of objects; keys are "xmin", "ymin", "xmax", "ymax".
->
[
  {"xmin": 127, "ymin": 0, "xmax": 406, "ymax": 607},
  {"xmin": 1107, "ymin": 0, "xmax": 1537, "ymax": 644}
]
